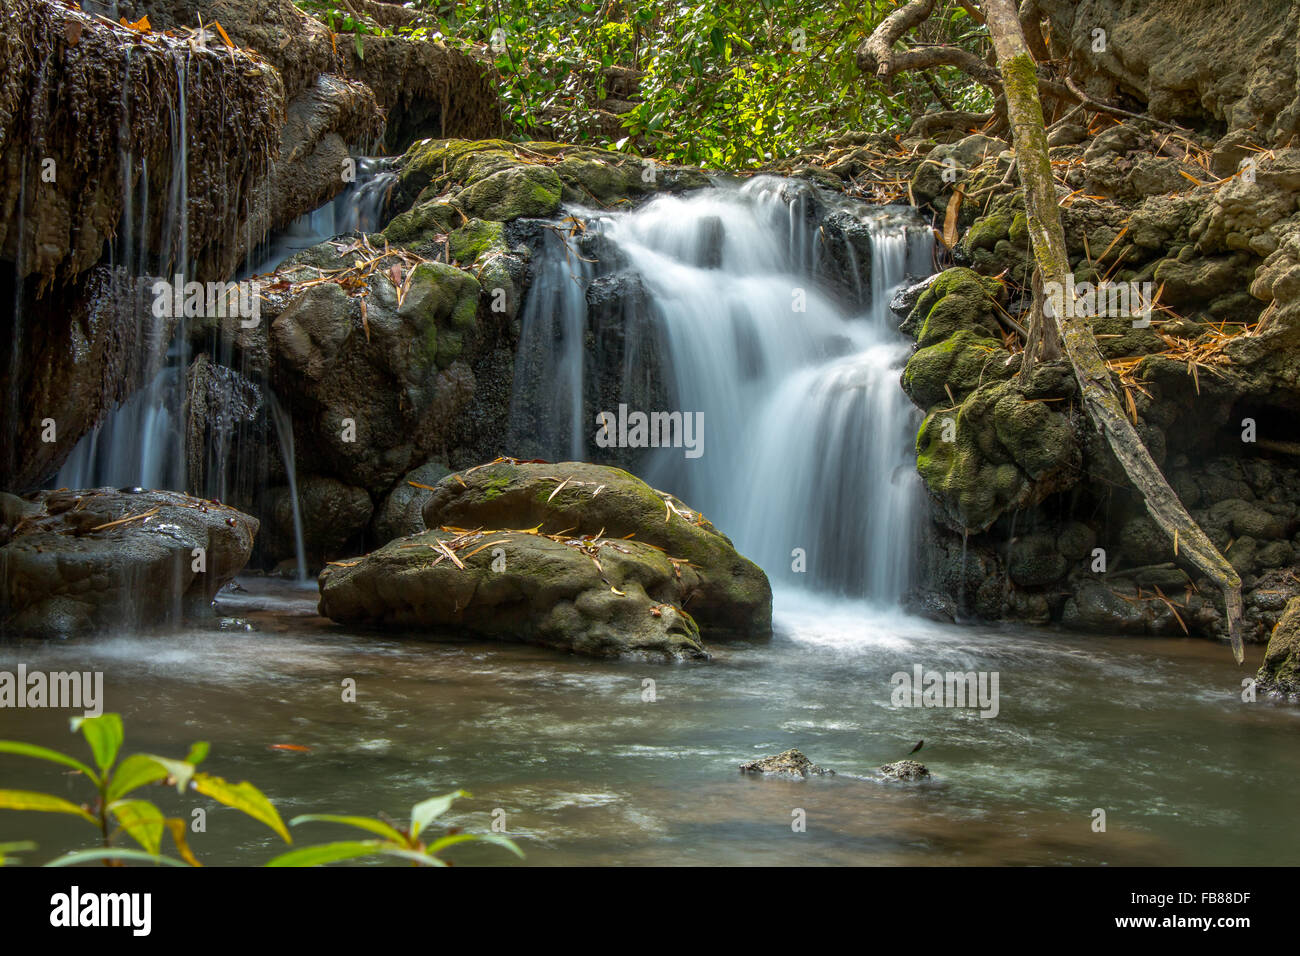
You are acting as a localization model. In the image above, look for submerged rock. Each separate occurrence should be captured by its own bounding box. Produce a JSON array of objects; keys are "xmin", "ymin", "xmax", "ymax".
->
[
  {"xmin": 0, "ymin": 489, "xmax": 258, "ymax": 637},
  {"xmin": 318, "ymin": 459, "xmax": 771, "ymax": 659},
  {"xmin": 739, "ymin": 749, "xmax": 834, "ymax": 779},
  {"xmin": 879, "ymin": 760, "xmax": 930, "ymax": 781}
]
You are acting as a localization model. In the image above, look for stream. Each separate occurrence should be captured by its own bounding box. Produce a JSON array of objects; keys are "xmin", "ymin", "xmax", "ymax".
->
[{"xmin": 2, "ymin": 580, "xmax": 1295, "ymax": 866}]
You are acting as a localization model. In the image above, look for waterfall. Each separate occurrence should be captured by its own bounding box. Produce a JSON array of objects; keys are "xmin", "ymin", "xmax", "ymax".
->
[
  {"xmin": 55, "ymin": 159, "xmax": 397, "ymax": 494},
  {"xmin": 509, "ymin": 177, "xmax": 933, "ymax": 605}
]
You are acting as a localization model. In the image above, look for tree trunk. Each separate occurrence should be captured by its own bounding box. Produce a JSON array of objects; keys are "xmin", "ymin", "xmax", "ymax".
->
[{"xmin": 981, "ymin": 0, "xmax": 1245, "ymax": 661}]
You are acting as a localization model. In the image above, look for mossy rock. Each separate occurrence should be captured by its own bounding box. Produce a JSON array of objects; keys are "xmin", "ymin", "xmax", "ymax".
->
[
  {"xmin": 382, "ymin": 200, "xmax": 457, "ymax": 245},
  {"xmin": 397, "ymin": 138, "xmax": 519, "ymax": 200},
  {"xmin": 555, "ymin": 153, "xmax": 648, "ymax": 205},
  {"xmin": 455, "ymin": 164, "xmax": 563, "ymax": 221},
  {"xmin": 318, "ymin": 528, "xmax": 707, "ymax": 661},
  {"xmin": 901, "ymin": 267, "xmax": 1005, "ymax": 348},
  {"xmin": 959, "ymin": 212, "xmax": 1011, "ymax": 254},
  {"xmin": 448, "ymin": 218, "xmax": 506, "ymax": 264},
  {"xmin": 915, "ymin": 380, "xmax": 1079, "ymax": 532},
  {"xmin": 1256, "ymin": 597, "xmax": 1300, "ymax": 696},
  {"xmin": 397, "ymin": 262, "xmax": 480, "ymax": 341},
  {"xmin": 417, "ymin": 460, "xmax": 772, "ymax": 639},
  {"xmin": 902, "ymin": 329, "xmax": 1015, "ymax": 409},
  {"xmin": 1089, "ymin": 315, "xmax": 1167, "ymax": 358}
]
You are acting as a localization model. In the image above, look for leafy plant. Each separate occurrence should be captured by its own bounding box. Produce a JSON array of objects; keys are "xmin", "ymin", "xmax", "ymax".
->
[
  {"xmin": 294, "ymin": 0, "xmax": 993, "ymax": 169},
  {"xmin": 0, "ymin": 713, "xmax": 289, "ymax": 866},
  {"xmin": 266, "ymin": 789, "xmax": 522, "ymax": 867}
]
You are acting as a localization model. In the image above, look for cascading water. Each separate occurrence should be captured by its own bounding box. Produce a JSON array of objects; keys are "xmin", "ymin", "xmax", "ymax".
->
[
  {"xmin": 509, "ymin": 177, "xmax": 932, "ymax": 605},
  {"xmin": 55, "ymin": 159, "xmax": 397, "ymax": 493}
]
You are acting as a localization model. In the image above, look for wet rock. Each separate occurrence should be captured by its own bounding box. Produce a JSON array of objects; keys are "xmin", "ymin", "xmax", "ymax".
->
[
  {"xmin": 268, "ymin": 259, "xmax": 481, "ymax": 491},
  {"xmin": 319, "ymin": 460, "xmax": 770, "ymax": 659},
  {"xmin": 739, "ymin": 749, "xmax": 834, "ymax": 779},
  {"xmin": 419, "ymin": 460, "xmax": 772, "ymax": 639},
  {"xmin": 319, "ymin": 527, "xmax": 708, "ymax": 661},
  {"xmin": 265, "ymin": 476, "xmax": 372, "ymax": 568},
  {"xmin": 879, "ymin": 760, "xmax": 929, "ymax": 781},
  {"xmin": 0, "ymin": 488, "xmax": 257, "ymax": 637},
  {"xmin": 1257, "ymin": 597, "xmax": 1300, "ymax": 698},
  {"xmin": 372, "ymin": 460, "xmax": 451, "ymax": 544}
]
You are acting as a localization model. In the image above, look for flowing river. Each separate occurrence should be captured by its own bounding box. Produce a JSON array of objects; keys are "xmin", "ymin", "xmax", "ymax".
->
[{"xmin": 2, "ymin": 581, "xmax": 1296, "ymax": 866}]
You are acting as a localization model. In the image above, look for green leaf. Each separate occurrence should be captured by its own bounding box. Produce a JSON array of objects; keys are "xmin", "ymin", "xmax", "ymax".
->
[
  {"xmin": 72, "ymin": 713, "xmax": 123, "ymax": 776},
  {"xmin": 354, "ymin": 30, "xmax": 364, "ymax": 60},
  {"xmin": 0, "ymin": 740, "xmax": 99, "ymax": 785},
  {"xmin": 110, "ymin": 799, "xmax": 165, "ymax": 856},
  {"xmin": 46, "ymin": 847, "xmax": 189, "ymax": 868},
  {"xmin": 289, "ymin": 814, "xmax": 406, "ymax": 844},
  {"xmin": 185, "ymin": 742, "xmax": 210, "ymax": 767},
  {"xmin": 265, "ymin": 841, "xmax": 387, "ymax": 867},
  {"xmin": 105, "ymin": 754, "xmax": 169, "ymax": 802},
  {"xmin": 193, "ymin": 773, "xmax": 291, "ymax": 843},
  {"xmin": 0, "ymin": 841, "xmax": 36, "ymax": 866},
  {"xmin": 136, "ymin": 753, "xmax": 198, "ymax": 794},
  {"xmin": 409, "ymin": 789, "xmax": 467, "ymax": 839},
  {"xmin": 427, "ymin": 831, "xmax": 524, "ymax": 859},
  {"xmin": 0, "ymin": 789, "xmax": 97, "ymax": 824}
]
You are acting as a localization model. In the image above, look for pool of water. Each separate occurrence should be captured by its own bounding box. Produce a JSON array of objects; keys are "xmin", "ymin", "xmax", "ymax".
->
[{"xmin": 2, "ymin": 579, "xmax": 1296, "ymax": 866}]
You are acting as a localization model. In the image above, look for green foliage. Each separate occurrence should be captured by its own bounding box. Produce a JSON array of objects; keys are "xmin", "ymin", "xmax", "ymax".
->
[
  {"xmin": 0, "ymin": 713, "xmax": 286, "ymax": 867},
  {"xmin": 290, "ymin": 0, "xmax": 993, "ymax": 170},
  {"xmin": 267, "ymin": 790, "xmax": 522, "ymax": 867},
  {"xmin": 0, "ymin": 715, "xmax": 522, "ymax": 868}
]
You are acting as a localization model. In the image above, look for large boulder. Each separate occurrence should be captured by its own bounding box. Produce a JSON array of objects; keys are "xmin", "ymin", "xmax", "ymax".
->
[
  {"xmin": 0, "ymin": 488, "xmax": 257, "ymax": 637},
  {"xmin": 419, "ymin": 460, "xmax": 772, "ymax": 638},
  {"xmin": 1257, "ymin": 597, "xmax": 1300, "ymax": 698},
  {"xmin": 267, "ymin": 251, "xmax": 482, "ymax": 491},
  {"xmin": 317, "ymin": 460, "xmax": 772, "ymax": 659},
  {"xmin": 319, "ymin": 526, "xmax": 708, "ymax": 661}
]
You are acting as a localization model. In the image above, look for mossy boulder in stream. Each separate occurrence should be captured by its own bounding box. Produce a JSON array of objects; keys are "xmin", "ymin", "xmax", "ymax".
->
[
  {"xmin": 1257, "ymin": 597, "xmax": 1300, "ymax": 698},
  {"xmin": 318, "ymin": 460, "xmax": 771, "ymax": 659},
  {"xmin": 0, "ymin": 489, "xmax": 257, "ymax": 637},
  {"xmin": 419, "ymin": 461, "xmax": 772, "ymax": 639},
  {"xmin": 319, "ymin": 526, "xmax": 708, "ymax": 661}
]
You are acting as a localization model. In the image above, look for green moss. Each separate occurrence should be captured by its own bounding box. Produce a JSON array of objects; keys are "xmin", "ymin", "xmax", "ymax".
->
[
  {"xmin": 910, "ymin": 269, "xmax": 1004, "ymax": 348},
  {"xmin": 482, "ymin": 475, "xmax": 511, "ymax": 500},
  {"xmin": 902, "ymin": 329, "xmax": 1014, "ymax": 409},
  {"xmin": 383, "ymin": 201, "xmax": 457, "ymax": 245},
  {"xmin": 448, "ymin": 219, "xmax": 505, "ymax": 264},
  {"xmin": 913, "ymin": 378, "xmax": 1078, "ymax": 531},
  {"xmin": 1008, "ymin": 212, "xmax": 1029, "ymax": 244},
  {"xmin": 436, "ymin": 330, "xmax": 464, "ymax": 368},
  {"xmin": 962, "ymin": 213, "xmax": 1010, "ymax": 252},
  {"xmin": 456, "ymin": 165, "xmax": 562, "ymax": 221},
  {"xmin": 398, "ymin": 262, "xmax": 481, "ymax": 335}
]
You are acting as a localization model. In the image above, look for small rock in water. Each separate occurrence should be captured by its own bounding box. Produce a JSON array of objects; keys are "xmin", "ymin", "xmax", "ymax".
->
[
  {"xmin": 739, "ymin": 748, "xmax": 834, "ymax": 779},
  {"xmin": 218, "ymin": 618, "xmax": 256, "ymax": 632},
  {"xmin": 879, "ymin": 760, "xmax": 930, "ymax": 781}
]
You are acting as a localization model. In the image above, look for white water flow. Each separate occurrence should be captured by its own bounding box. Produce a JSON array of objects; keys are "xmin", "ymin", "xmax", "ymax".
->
[
  {"xmin": 514, "ymin": 177, "xmax": 933, "ymax": 604},
  {"xmin": 56, "ymin": 159, "xmax": 396, "ymax": 495}
]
